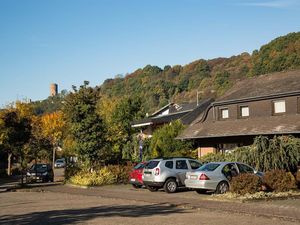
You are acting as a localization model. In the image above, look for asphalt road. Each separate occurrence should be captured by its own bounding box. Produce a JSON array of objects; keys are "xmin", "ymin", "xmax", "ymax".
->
[{"xmin": 1, "ymin": 183, "xmax": 300, "ymax": 225}]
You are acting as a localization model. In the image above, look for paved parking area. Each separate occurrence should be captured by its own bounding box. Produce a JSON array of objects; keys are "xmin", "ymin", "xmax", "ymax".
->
[
  {"xmin": 13, "ymin": 183, "xmax": 300, "ymax": 222},
  {"xmin": 0, "ymin": 190, "xmax": 298, "ymax": 225}
]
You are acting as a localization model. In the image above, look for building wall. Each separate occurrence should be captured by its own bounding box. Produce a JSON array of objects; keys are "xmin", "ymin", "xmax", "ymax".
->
[
  {"xmin": 197, "ymin": 147, "xmax": 216, "ymax": 158},
  {"xmin": 205, "ymin": 95, "xmax": 300, "ymax": 122}
]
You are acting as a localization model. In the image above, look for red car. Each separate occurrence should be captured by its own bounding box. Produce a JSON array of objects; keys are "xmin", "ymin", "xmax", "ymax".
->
[{"xmin": 129, "ymin": 162, "xmax": 147, "ymax": 188}]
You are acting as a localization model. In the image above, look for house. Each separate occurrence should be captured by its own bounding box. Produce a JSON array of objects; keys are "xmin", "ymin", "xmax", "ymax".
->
[
  {"xmin": 178, "ymin": 70, "xmax": 300, "ymax": 157},
  {"xmin": 131, "ymin": 99, "xmax": 213, "ymax": 138}
]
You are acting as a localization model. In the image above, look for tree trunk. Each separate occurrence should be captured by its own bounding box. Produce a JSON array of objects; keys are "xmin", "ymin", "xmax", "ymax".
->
[{"xmin": 7, "ymin": 153, "xmax": 12, "ymax": 176}]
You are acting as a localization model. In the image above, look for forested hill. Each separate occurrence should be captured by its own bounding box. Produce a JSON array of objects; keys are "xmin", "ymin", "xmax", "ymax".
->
[{"xmin": 99, "ymin": 32, "xmax": 300, "ymax": 113}]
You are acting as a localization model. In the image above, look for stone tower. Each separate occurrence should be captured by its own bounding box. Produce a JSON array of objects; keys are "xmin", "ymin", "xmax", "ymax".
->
[{"xmin": 50, "ymin": 83, "xmax": 58, "ymax": 96}]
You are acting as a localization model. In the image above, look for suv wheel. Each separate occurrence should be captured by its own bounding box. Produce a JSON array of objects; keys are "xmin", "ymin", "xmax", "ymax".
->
[
  {"xmin": 146, "ymin": 185, "xmax": 159, "ymax": 192},
  {"xmin": 164, "ymin": 178, "xmax": 177, "ymax": 193}
]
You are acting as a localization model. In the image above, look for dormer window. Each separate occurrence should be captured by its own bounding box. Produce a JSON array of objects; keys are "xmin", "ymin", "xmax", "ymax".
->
[
  {"xmin": 273, "ymin": 100, "xmax": 286, "ymax": 114},
  {"xmin": 240, "ymin": 106, "xmax": 249, "ymax": 118},
  {"xmin": 220, "ymin": 108, "xmax": 229, "ymax": 119}
]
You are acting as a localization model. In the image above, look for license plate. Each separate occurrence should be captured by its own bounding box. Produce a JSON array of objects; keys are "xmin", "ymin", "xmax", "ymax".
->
[
  {"xmin": 190, "ymin": 175, "xmax": 197, "ymax": 180},
  {"xmin": 144, "ymin": 173, "xmax": 150, "ymax": 176},
  {"xmin": 130, "ymin": 178, "xmax": 135, "ymax": 182}
]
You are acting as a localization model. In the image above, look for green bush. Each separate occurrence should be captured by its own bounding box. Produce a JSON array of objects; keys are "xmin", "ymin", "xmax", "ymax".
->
[
  {"xmin": 68, "ymin": 164, "xmax": 133, "ymax": 186},
  {"xmin": 230, "ymin": 173, "xmax": 262, "ymax": 195},
  {"xmin": 263, "ymin": 169, "xmax": 297, "ymax": 192},
  {"xmin": 231, "ymin": 136, "xmax": 300, "ymax": 172}
]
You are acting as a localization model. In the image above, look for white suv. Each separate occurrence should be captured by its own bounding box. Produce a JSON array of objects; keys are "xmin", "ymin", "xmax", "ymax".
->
[{"xmin": 142, "ymin": 157, "xmax": 202, "ymax": 193}]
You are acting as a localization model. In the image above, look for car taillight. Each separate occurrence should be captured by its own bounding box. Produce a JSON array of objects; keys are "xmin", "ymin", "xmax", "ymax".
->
[
  {"xmin": 199, "ymin": 174, "xmax": 210, "ymax": 180},
  {"xmin": 154, "ymin": 168, "xmax": 160, "ymax": 176}
]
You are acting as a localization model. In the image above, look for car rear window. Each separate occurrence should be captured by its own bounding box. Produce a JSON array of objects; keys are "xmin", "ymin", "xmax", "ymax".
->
[
  {"xmin": 198, "ymin": 163, "xmax": 220, "ymax": 171},
  {"xmin": 145, "ymin": 161, "xmax": 160, "ymax": 169},
  {"xmin": 165, "ymin": 161, "xmax": 173, "ymax": 169},
  {"xmin": 134, "ymin": 163, "xmax": 146, "ymax": 170}
]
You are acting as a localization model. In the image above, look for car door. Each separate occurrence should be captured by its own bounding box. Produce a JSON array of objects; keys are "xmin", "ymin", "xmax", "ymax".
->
[{"xmin": 175, "ymin": 159, "xmax": 189, "ymax": 186}]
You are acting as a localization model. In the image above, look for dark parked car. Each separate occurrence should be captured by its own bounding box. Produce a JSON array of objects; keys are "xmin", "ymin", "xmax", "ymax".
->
[
  {"xmin": 26, "ymin": 163, "xmax": 54, "ymax": 182},
  {"xmin": 129, "ymin": 162, "xmax": 147, "ymax": 188}
]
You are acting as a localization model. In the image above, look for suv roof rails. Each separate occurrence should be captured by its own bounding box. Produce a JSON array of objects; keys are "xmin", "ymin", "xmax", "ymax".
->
[{"xmin": 152, "ymin": 157, "xmax": 195, "ymax": 160}]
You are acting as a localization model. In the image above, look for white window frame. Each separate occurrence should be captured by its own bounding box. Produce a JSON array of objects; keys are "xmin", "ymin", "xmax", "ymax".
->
[
  {"xmin": 220, "ymin": 108, "xmax": 229, "ymax": 119},
  {"xmin": 240, "ymin": 106, "xmax": 249, "ymax": 117},
  {"xmin": 273, "ymin": 100, "xmax": 286, "ymax": 114}
]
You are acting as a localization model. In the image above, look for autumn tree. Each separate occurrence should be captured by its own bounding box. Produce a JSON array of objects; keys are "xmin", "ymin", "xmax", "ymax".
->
[
  {"xmin": 63, "ymin": 81, "xmax": 106, "ymax": 169},
  {"xmin": 40, "ymin": 111, "xmax": 65, "ymax": 168},
  {"xmin": 0, "ymin": 102, "xmax": 32, "ymax": 175},
  {"xmin": 98, "ymin": 96, "xmax": 144, "ymax": 162}
]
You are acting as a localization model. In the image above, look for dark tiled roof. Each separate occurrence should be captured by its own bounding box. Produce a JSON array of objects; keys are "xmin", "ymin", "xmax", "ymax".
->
[
  {"xmin": 180, "ymin": 99, "xmax": 214, "ymax": 125},
  {"xmin": 178, "ymin": 114, "xmax": 300, "ymax": 139},
  {"xmin": 131, "ymin": 100, "xmax": 210, "ymax": 127},
  {"xmin": 179, "ymin": 70, "xmax": 300, "ymax": 139},
  {"xmin": 218, "ymin": 70, "xmax": 300, "ymax": 101},
  {"xmin": 131, "ymin": 111, "xmax": 190, "ymax": 126}
]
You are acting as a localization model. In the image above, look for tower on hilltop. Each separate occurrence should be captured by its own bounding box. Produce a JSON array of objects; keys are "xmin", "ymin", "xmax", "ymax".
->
[{"xmin": 50, "ymin": 83, "xmax": 58, "ymax": 96}]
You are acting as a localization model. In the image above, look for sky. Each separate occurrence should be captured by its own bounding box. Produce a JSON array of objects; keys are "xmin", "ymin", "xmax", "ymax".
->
[{"xmin": 0, "ymin": 0, "xmax": 300, "ymax": 106}]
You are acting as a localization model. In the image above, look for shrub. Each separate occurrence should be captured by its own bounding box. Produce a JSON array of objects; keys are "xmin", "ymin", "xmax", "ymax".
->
[
  {"xmin": 230, "ymin": 173, "xmax": 262, "ymax": 195},
  {"xmin": 65, "ymin": 163, "xmax": 81, "ymax": 179},
  {"xmin": 231, "ymin": 136, "xmax": 300, "ymax": 172},
  {"xmin": 107, "ymin": 164, "xmax": 132, "ymax": 184},
  {"xmin": 68, "ymin": 164, "xmax": 133, "ymax": 186},
  {"xmin": 263, "ymin": 169, "xmax": 297, "ymax": 192},
  {"xmin": 295, "ymin": 171, "xmax": 300, "ymax": 188}
]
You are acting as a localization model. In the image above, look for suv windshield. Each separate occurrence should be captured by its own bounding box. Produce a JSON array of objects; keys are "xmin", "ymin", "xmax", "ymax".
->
[
  {"xmin": 30, "ymin": 164, "xmax": 48, "ymax": 171},
  {"xmin": 198, "ymin": 163, "xmax": 220, "ymax": 172},
  {"xmin": 145, "ymin": 161, "xmax": 159, "ymax": 169}
]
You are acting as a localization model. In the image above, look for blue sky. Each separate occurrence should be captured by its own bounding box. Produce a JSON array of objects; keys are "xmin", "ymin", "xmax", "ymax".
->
[{"xmin": 0, "ymin": 0, "xmax": 300, "ymax": 106}]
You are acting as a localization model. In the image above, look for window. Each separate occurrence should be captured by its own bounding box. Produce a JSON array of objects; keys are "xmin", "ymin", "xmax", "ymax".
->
[
  {"xmin": 145, "ymin": 161, "xmax": 159, "ymax": 169},
  {"xmin": 165, "ymin": 161, "xmax": 173, "ymax": 169},
  {"xmin": 189, "ymin": 160, "xmax": 202, "ymax": 170},
  {"xmin": 176, "ymin": 160, "xmax": 188, "ymax": 170},
  {"xmin": 240, "ymin": 106, "xmax": 249, "ymax": 117},
  {"xmin": 273, "ymin": 100, "xmax": 286, "ymax": 114},
  {"xmin": 198, "ymin": 163, "xmax": 220, "ymax": 172},
  {"xmin": 220, "ymin": 108, "xmax": 229, "ymax": 119},
  {"xmin": 237, "ymin": 163, "xmax": 254, "ymax": 174}
]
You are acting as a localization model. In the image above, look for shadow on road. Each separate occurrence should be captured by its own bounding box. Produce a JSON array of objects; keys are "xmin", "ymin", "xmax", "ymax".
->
[{"xmin": 0, "ymin": 203, "xmax": 188, "ymax": 225}]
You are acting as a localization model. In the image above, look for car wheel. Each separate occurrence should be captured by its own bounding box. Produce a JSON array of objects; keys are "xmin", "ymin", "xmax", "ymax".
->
[
  {"xmin": 164, "ymin": 178, "xmax": 177, "ymax": 193},
  {"xmin": 215, "ymin": 181, "xmax": 229, "ymax": 194},
  {"xmin": 196, "ymin": 189, "xmax": 207, "ymax": 194},
  {"xmin": 146, "ymin": 185, "xmax": 159, "ymax": 192},
  {"xmin": 132, "ymin": 184, "xmax": 142, "ymax": 189}
]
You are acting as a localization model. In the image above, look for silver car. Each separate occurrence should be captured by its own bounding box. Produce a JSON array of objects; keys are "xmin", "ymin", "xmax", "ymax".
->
[
  {"xmin": 142, "ymin": 157, "xmax": 202, "ymax": 193},
  {"xmin": 185, "ymin": 162, "xmax": 263, "ymax": 194}
]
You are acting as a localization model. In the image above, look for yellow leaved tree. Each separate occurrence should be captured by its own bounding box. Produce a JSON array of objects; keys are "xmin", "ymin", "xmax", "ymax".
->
[{"xmin": 40, "ymin": 111, "xmax": 65, "ymax": 168}]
